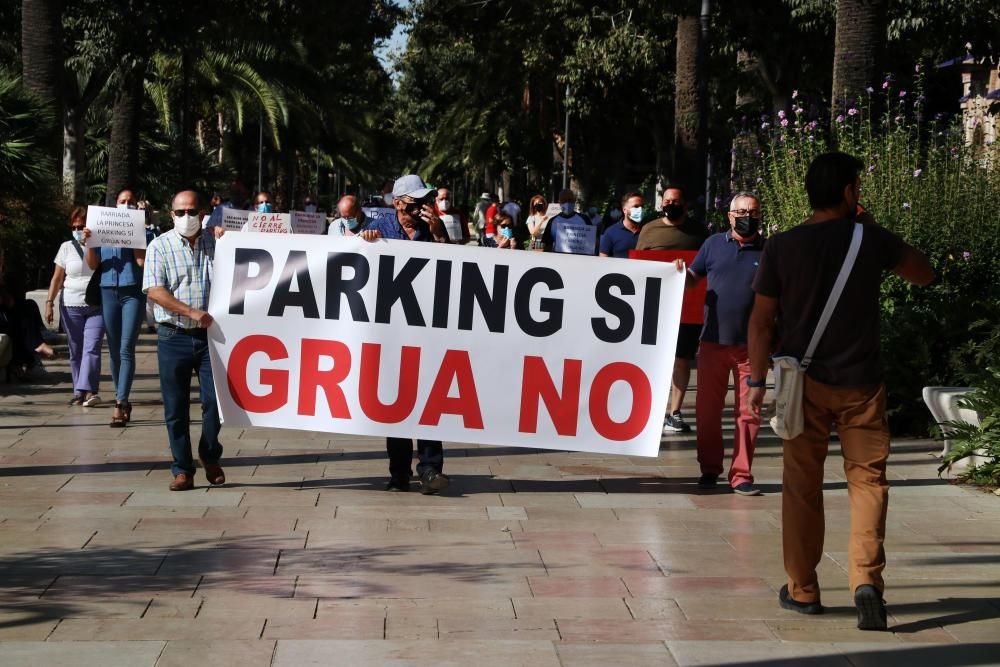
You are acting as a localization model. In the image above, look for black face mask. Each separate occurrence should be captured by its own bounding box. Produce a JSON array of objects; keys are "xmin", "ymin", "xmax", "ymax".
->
[
  {"xmin": 663, "ymin": 203, "xmax": 684, "ymax": 221},
  {"xmin": 733, "ymin": 215, "xmax": 759, "ymax": 238},
  {"xmin": 532, "ymin": 203, "xmax": 545, "ymax": 213}
]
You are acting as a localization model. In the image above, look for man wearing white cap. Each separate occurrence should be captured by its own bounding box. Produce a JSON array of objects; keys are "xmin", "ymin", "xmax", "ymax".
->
[
  {"xmin": 364, "ymin": 174, "xmax": 449, "ymax": 243},
  {"xmin": 371, "ymin": 175, "xmax": 450, "ymax": 494}
]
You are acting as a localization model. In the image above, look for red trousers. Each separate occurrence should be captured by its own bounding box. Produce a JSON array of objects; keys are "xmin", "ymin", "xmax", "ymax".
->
[{"xmin": 695, "ymin": 342, "xmax": 760, "ymax": 487}]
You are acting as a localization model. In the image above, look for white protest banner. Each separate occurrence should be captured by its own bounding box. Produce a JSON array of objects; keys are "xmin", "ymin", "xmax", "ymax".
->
[
  {"xmin": 244, "ymin": 212, "xmax": 292, "ymax": 234},
  {"xmin": 545, "ymin": 203, "xmax": 563, "ymax": 218},
  {"xmin": 553, "ymin": 221, "xmax": 598, "ymax": 255},
  {"xmin": 85, "ymin": 205, "xmax": 146, "ymax": 249},
  {"xmin": 207, "ymin": 233, "xmax": 684, "ymax": 457},
  {"xmin": 222, "ymin": 208, "xmax": 251, "ymax": 232},
  {"xmin": 291, "ymin": 211, "xmax": 326, "ymax": 235}
]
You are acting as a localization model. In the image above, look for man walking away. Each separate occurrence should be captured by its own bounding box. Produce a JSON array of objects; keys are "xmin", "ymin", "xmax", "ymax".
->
[{"xmin": 747, "ymin": 152, "xmax": 933, "ymax": 630}]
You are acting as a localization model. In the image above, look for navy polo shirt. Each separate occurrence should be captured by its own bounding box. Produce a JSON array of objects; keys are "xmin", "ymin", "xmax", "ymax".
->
[
  {"xmin": 689, "ymin": 230, "xmax": 764, "ymax": 345},
  {"xmin": 598, "ymin": 221, "xmax": 640, "ymax": 258}
]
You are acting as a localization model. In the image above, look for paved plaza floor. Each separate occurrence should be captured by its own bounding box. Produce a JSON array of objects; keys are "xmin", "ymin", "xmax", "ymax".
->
[{"xmin": 0, "ymin": 331, "xmax": 998, "ymax": 666}]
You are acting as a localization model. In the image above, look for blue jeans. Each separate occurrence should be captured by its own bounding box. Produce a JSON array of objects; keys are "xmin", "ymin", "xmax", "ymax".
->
[
  {"xmin": 386, "ymin": 438, "xmax": 443, "ymax": 481},
  {"xmin": 157, "ymin": 326, "xmax": 222, "ymax": 477},
  {"xmin": 101, "ymin": 285, "xmax": 144, "ymax": 402}
]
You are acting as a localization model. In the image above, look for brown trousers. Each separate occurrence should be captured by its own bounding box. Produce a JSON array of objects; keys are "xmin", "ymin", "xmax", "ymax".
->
[{"xmin": 782, "ymin": 376, "xmax": 890, "ymax": 603}]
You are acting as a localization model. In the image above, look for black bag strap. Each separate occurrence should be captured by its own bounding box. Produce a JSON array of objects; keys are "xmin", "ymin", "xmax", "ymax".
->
[{"xmin": 70, "ymin": 239, "xmax": 85, "ymax": 260}]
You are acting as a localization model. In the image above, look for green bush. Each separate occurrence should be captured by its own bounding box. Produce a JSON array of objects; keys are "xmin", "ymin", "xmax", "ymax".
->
[
  {"xmin": 0, "ymin": 70, "xmax": 66, "ymax": 287},
  {"xmin": 746, "ymin": 79, "xmax": 1000, "ymax": 434}
]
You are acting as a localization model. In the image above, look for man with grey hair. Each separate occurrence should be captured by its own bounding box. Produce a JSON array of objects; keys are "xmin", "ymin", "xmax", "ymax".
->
[{"xmin": 674, "ymin": 191, "xmax": 766, "ymax": 496}]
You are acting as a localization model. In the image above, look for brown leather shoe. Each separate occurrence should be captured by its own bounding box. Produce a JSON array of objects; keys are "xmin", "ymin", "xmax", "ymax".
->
[
  {"xmin": 169, "ymin": 473, "xmax": 194, "ymax": 491},
  {"xmin": 200, "ymin": 460, "xmax": 226, "ymax": 486}
]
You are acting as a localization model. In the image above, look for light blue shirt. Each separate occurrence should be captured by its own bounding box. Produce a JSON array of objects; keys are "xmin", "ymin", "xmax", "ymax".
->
[
  {"xmin": 142, "ymin": 229, "xmax": 216, "ymax": 328},
  {"xmin": 98, "ymin": 246, "xmax": 141, "ymax": 287}
]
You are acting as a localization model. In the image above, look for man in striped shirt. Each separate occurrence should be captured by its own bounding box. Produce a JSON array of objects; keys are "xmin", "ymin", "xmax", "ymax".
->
[{"xmin": 143, "ymin": 190, "xmax": 225, "ymax": 491}]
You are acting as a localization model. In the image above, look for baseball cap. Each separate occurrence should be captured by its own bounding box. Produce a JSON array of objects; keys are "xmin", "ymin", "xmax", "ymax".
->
[
  {"xmin": 480, "ymin": 192, "xmax": 491, "ymax": 200},
  {"xmin": 392, "ymin": 175, "xmax": 434, "ymax": 200}
]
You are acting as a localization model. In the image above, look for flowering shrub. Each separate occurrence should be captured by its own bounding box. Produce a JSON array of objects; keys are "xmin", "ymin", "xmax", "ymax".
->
[{"xmin": 743, "ymin": 78, "xmax": 1000, "ymax": 433}]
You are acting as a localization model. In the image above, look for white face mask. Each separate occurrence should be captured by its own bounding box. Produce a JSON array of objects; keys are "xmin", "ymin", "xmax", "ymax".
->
[
  {"xmin": 383, "ymin": 193, "xmax": 394, "ymax": 206},
  {"xmin": 628, "ymin": 206, "xmax": 644, "ymax": 223},
  {"xmin": 438, "ymin": 199, "xmax": 450, "ymax": 211},
  {"xmin": 173, "ymin": 214, "xmax": 201, "ymax": 237},
  {"xmin": 117, "ymin": 203, "xmax": 137, "ymax": 210},
  {"xmin": 560, "ymin": 202, "xmax": 575, "ymax": 214},
  {"xmin": 72, "ymin": 230, "xmax": 85, "ymax": 243}
]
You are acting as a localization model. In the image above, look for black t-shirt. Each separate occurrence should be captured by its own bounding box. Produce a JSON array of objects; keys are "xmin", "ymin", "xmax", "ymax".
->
[{"xmin": 752, "ymin": 218, "xmax": 905, "ymax": 387}]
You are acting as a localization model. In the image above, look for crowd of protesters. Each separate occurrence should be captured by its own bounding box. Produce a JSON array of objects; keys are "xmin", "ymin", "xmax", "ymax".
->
[{"xmin": 1, "ymin": 151, "xmax": 935, "ymax": 631}]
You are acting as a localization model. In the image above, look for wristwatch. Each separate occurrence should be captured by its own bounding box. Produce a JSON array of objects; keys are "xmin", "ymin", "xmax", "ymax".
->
[{"xmin": 745, "ymin": 377, "xmax": 766, "ymax": 388}]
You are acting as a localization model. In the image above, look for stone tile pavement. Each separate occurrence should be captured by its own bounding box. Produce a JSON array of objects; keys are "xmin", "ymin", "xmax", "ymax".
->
[{"xmin": 0, "ymin": 331, "xmax": 998, "ymax": 666}]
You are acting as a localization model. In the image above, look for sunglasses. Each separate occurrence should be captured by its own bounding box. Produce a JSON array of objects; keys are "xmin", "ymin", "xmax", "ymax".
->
[
  {"xmin": 71, "ymin": 225, "xmax": 85, "ymax": 231},
  {"xmin": 172, "ymin": 208, "xmax": 199, "ymax": 216}
]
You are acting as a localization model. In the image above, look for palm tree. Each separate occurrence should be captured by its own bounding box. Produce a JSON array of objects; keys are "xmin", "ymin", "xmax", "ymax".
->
[
  {"xmin": 20, "ymin": 0, "xmax": 62, "ymax": 183},
  {"xmin": 0, "ymin": 71, "xmax": 54, "ymax": 195},
  {"xmin": 105, "ymin": 60, "xmax": 146, "ymax": 205},
  {"xmin": 831, "ymin": 0, "xmax": 886, "ymax": 118}
]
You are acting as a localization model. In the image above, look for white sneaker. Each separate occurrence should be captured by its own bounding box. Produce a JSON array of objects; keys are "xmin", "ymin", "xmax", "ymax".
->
[{"xmin": 82, "ymin": 394, "xmax": 102, "ymax": 407}]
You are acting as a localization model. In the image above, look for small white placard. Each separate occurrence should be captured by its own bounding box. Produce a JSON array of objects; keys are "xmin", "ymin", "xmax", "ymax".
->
[
  {"xmin": 85, "ymin": 206, "xmax": 147, "ymax": 249},
  {"xmin": 290, "ymin": 211, "xmax": 326, "ymax": 234},
  {"xmin": 222, "ymin": 208, "xmax": 251, "ymax": 232},
  {"xmin": 244, "ymin": 212, "xmax": 292, "ymax": 234},
  {"xmin": 553, "ymin": 220, "xmax": 597, "ymax": 255},
  {"xmin": 440, "ymin": 213, "xmax": 463, "ymax": 242}
]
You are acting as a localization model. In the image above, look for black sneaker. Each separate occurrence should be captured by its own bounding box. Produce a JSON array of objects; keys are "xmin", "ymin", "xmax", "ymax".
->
[
  {"xmin": 778, "ymin": 584, "xmax": 824, "ymax": 615},
  {"xmin": 419, "ymin": 471, "xmax": 450, "ymax": 495},
  {"xmin": 384, "ymin": 478, "xmax": 410, "ymax": 492},
  {"xmin": 854, "ymin": 584, "xmax": 888, "ymax": 631},
  {"xmin": 732, "ymin": 482, "xmax": 761, "ymax": 496},
  {"xmin": 663, "ymin": 411, "xmax": 691, "ymax": 433},
  {"xmin": 697, "ymin": 473, "xmax": 718, "ymax": 489}
]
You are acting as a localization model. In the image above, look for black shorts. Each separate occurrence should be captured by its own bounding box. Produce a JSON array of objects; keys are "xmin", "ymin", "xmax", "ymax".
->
[{"xmin": 675, "ymin": 323, "xmax": 701, "ymax": 360}]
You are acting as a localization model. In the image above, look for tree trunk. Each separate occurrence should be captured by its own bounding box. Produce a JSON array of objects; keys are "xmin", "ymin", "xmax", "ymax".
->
[
  {"xmin": 831, "ymin": 0, "xmax": 886, "ymax": 117},
  {"xmin": 673, "ymin": 14, "xmax": 700, "ymax": 190},
  {"xmin": 62, "ymin": 104, "xmax": 86, "ymax": 202},
  {"xmin": 21, "ymin": 0, "xmax": 63, "ymax": 182},
  {"xmin": 106, "ymin": 61, "xmax": 146, "ymax": 205}
]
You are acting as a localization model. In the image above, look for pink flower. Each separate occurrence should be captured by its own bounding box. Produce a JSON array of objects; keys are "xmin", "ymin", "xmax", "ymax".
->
[
  {"xmin": 778, "ymin": 110, "xmax": 786, "ymax": 119},
  {"xmin": 835, "ymin": 114, "xmax": 845, "ymax": 123},
  {"xmin": 882, "ymin": 80, "xmax": 889, "ymax": 89},
  {"xmin": 780, "ymin": 118, "xmax": 789, "ymax": 127},
  {"xmin": 913, "ymin": 168, "xmax": 922, "ymax": 177},
  {"xmin": 899, "ymin": 90, "xmax": 907, "ymax": 97},
  {"xmin": 915, "ymin": 64, "xmax": 921, "ymax": 73},
  {"xmin": 847, "ymin": 108, "xmax": 858, "ymax": 116},
  {"xmin": 792, "ymin": 90, "xmax": 798, "ymax": 99},
  {"xmin": 962, "ymin": 251, "xmax": 971, "ymax": 261}
]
